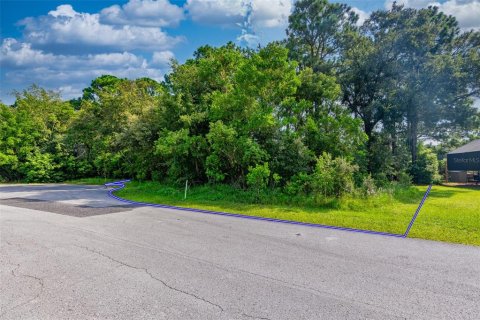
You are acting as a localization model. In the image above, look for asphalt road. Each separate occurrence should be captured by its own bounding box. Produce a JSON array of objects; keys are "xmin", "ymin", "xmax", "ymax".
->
[{"xmin": 1, "ymin": 184, "xmax": 479, "ymax": 320}]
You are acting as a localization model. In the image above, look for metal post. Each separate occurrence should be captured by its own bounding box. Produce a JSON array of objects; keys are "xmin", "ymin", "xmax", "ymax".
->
[{"xmin": 184, "ymin": 180, "xmax": 188, "ymax": 200}]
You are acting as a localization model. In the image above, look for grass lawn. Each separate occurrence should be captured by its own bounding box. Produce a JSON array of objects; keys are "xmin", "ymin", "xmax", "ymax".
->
[
  {"xmin": 115, "ymin": 181, "xmax": 480, "ymax": 246},
  {"xmin": 409, "ymin": 185, "xmax": 480, "ymax": 246},
  {"xmin": 65, "ymin": 177, "xmax": 114, "ymax": 185}
]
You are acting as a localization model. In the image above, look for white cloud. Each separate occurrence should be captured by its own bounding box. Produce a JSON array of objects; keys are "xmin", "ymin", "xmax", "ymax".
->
[
  {"xmin": 385, "ymin": 0, "xmax": 432, "ymax": 8},
  {"xmin": 186, "ymin": 0, "xmax": 292, "ymax": 29},
  {"xmin": 473, "ymin": 98, "xmax": 480, "ymax": 110},
  {"xmin": 186, "ymin": 0, "xmax": 245, "ymax": 26},
  {"xmin": 250, "ymin": 0, "xmax": 291, "ymax": 28},
  {"xmin": 1, "ymin": 38, "xmax": 56, "ymax": 67},
  {"xmin": 436, "ymin": 0, "xmax": 480, "ymax": 30},
  {"xmin": 351, "ymin": 7, "xmax": 370, "ymax": 26},
  {"xmin": 186, "ymin": 0, "xmax": 292, "ymax": 47},
  {"xmin": 48, "ymin": 4, "xmax": 77, "ymax": 18},
  {"xmin": 100, "ymin": 0, "xmax": 185, "ymax": 27},
  {"xmin": 0, "ymin": 38, "xmax": 169, "ymax": 101},
  {"xmin": 151, "ymin": 50, "xmax": 175, "ymax": 67},
  {"xmin": 19, "ymin": 4, "xmax": 183, "ymax": 53},
  {"xmin": 236, "ymin": 30, "xmax": 260, "ymax": 47},
  {"xmin": 1, "ymin": 38, "xmax": 147, "ymax": 69},
  {"xmin": 1, "ymin": 0, "xmax": 295, "ymax": 102},
  {"xmin": 385, "ymin": 0, "xmax": 480, "ymax": 31},
  {"xmin": 57, "ymin": 85, "xmax": 83, "ymax": 98}
]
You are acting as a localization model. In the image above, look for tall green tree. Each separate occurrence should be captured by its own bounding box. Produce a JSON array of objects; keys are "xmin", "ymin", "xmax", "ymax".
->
[
  {"xmin": 286, "ymin": 0, "xmax": 358, "ymax": 73},
  {"xmin": 0, "ymin": 86, "xmax": 75, "ymax": 181},
  {"xmin": 0, "ymin": 102, "xmax": 19, "ymax": 181},
  {"xmin": 67, "ymin": 77, "xmax": 165, "ymax": 179},
  {"xmin": 365, "ymin": 4, "xmax": 479, "ymax": 165},
  {"xmin": 339, "ymin": 24, "xmax": 399, "ymax": 175}
]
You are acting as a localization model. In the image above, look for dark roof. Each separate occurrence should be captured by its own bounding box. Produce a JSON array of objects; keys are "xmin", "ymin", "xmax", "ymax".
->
[{"xmin": 448, "ymin": 139, "xmax": 480, "ymax": 154}]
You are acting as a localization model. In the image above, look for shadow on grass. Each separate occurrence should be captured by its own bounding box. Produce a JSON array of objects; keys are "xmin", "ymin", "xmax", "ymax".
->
[
  {"xmin": 394, "ymin": 186, "xmax": 467, "ymax": 203},
  {"xmin": 448, "ymin": 185, "xmax": 480, "ymax": 191},
  {"xmin": 427, "ymin": 190, "xmax": 458, "ymax": 198},
  {"xmin": 391, "ymin": 187, "xmax": 426, "ymax": 204}
]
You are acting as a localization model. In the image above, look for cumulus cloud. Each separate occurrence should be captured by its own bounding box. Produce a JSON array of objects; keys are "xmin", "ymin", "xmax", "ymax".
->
[
  {"xmin": 1, "ymin": 38, "xmax": 56, "ymax": 67},
  {"xmin": 237, "ymin": 31, "xmax": 260, "ymax": 47},
  {"xmin": 436, "ymin": 0, "xmax": 480, "ymax": 30},
  {"xmin": 185, "ymin": 0, "xmax": 292, "ymax": 47},
  {"xmin": 385, "ymin": 0, "xmax": 480, "ymax": 31},
  {"xmin": 0, "ymin": 2, "xmax": 186, "ymax": 103},
  {"xmin": 1, "ymin": 38, "xmax": 149, "ymax": 69},
  {"xmin": 186, "ymin": 0, "xmax": 291, "ymax": 28},
  {"xmin": 351, "ymin": 7, "xmax": 370, "ymax": 26},
  {"xmin": 0, "ymin": 0, "xmax": 295, "ymax": 101},
  {"xmin": 186, "ymin": 0, "xmax": 245, "ymax": 26},
  {"xmin": 385, "ymin": 0, "xmax": 432, "ymax": 7},
  {"xmin": 48, "ymin": 4, "xmax": 77, "ymax": 18},
  {"xmin": 19, "ymin": 4, "xmax": 183, "ymax": 53},
  {"xmin": 100, "ymin": 0, "xmax": 184, "ymax": 27},
  {"xmin": 151, "ymin": 50, "xmax": 175, "ymax": 67},
  {"xmin": 249, "ymin": 0, "xmax": 292, "ymax": 28},
  {"xmin": 0, "ymin": 38, "xmax": 168, "ymax": 101}
]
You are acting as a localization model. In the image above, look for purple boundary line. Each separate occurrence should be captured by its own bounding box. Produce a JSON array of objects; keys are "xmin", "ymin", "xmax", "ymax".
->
[
  {"xmin": 104, "ymin": 180, "xmax": 432, "ymax": 239},
  {"xmin": 404, "ymin": 184, "xmax": 432, "ymax": 237}
]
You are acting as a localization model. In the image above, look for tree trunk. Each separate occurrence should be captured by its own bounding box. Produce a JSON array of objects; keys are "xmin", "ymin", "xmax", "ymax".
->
[
  {"xmin": 407, "ymin": 109, "xmax": 418, "ymax": 164},
  {"xmin": 364, "ymin": 121, "xmax": 376, "ymax": 173}
]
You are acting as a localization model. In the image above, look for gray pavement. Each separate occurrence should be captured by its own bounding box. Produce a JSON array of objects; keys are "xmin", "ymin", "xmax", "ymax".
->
[{"xmin": 0, "ymin": 184, "xmax": 479, "ymax": 320}]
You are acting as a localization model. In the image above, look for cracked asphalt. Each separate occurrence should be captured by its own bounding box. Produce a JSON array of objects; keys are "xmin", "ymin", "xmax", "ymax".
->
[{"xmin": 1, "ymin": 184, "xmax": 480, "ymax": 320}]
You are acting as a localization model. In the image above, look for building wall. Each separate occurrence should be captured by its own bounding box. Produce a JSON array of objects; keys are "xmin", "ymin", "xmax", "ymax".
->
[
  {"xmin": 447, "ymin": 151, "xmax": 480, "ymax": 171},
  {"xmin": 449, "ymin": 171, "xmax": 468, "ymax": 183}
]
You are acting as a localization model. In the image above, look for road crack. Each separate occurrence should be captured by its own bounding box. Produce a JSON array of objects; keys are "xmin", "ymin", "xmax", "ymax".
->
[
  {"xmin": 75, "ymin": 245, "xmax": 224, "ymax": 312},
  {"xmin": 242, "ymin": 312, "xmax": 272, "ymax": 320},
  {"xmin": 1, "ymin": 270, "xmax": 45, "ymax": 317}
]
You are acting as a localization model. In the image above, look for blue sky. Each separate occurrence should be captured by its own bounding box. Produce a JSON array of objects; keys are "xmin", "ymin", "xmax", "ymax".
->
[{"xmin": 1, "ymin": 0, "xmax": 479, "ymax": 104}]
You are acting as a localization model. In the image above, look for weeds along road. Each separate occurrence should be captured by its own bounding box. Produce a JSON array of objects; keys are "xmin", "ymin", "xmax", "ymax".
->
[{"xmin": 1, "ymin": 184, "xmax": 479, "ymax": 320}]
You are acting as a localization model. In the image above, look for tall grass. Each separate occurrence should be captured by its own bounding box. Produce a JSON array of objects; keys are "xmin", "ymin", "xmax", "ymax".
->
[{"xmin": 114, "ymin": 181, "xmax": 479, "ymax": 245}]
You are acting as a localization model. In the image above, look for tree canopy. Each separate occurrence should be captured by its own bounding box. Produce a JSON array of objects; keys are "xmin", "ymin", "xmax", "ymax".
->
[{"xmin": 1, "ymin": 1, "xmax": 479, "ymax": 189}]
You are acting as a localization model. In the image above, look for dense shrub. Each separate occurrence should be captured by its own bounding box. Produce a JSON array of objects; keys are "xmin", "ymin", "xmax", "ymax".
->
[
  {"xmin": 410, "ymin": 145, "xmax": 441, "ymax": 184},
  {"xmin": 246, "ymin": 162, "xmax": 271, "ymax": 199},
  {"xmin": 284, "ymin": 172, "xmax": 313, "ymax": 196},
  {"xmin": 311, "ymin": 153, "xmax": 358, "ymax": 197},
  {"xmin": 21, "ymin": 152, "xmax": 62, "ymax": 182},
  {"xmin": 361, "ymin": 174, "xmax": 377, "ymax": 197},
  {"xmin": 397, "ymin": 171, "xmax": 412, "ymax": 186}
]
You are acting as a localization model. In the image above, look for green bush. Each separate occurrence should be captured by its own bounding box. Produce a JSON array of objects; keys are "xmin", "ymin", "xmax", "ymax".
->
[
  {"xmin": 21, "ymin": 152, "xmax": 62, "ymax": 182},
  {"xmin": 397, "ymin": 171, "xmax": 412, "ymax": 186},
  {"xmin": 284, "ymin": 172, "xmax": 313, "ymax": 196},
  {"xmin": 311, "ymin": 152, "xmax": 336, "ymax": 197},
  {"xmin": 410, "ymin": 145, "xmax": 441, "ymax": 184},
  {"xmin": 333, "ymin": 157, "xmax": 358, "ymax": 196},
  {"xmin": 311, "ymin": 153, "xmax": 358, "ymax": 197},
  {"xmin": 246, "ymin": 163, "xmax": 271, "ymax": 199},
  {"xmin": 361, "ymin": 174, "xmax": 377, "ymax": 197}
]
